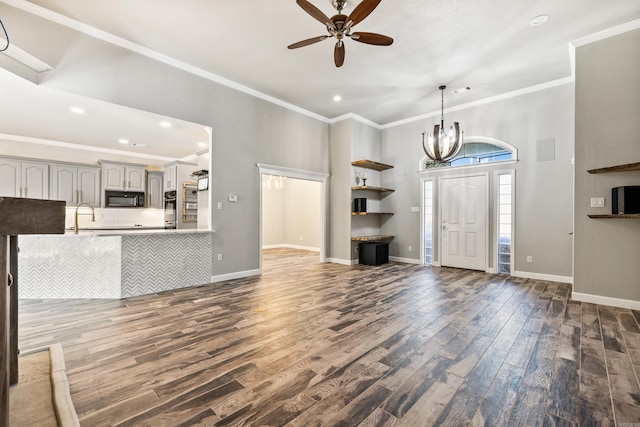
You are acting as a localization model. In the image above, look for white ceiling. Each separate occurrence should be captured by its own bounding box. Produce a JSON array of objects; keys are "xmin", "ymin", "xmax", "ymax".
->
[{"xmin": 1, "ymin": 0, "xmax": 640, "ymax": 159}]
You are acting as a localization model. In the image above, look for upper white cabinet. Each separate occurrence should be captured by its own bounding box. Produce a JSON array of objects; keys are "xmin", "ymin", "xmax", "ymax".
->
[
  {"xmin": 50, "ymin": 164, "xmax": 100, "ymax": 206},
  {"xmin": 102, "ymin": 162, "xmax": 147, "ymax": 192},
  {"xmin": 146, "ymin": 171, "xmax": 164, "ymax": 208},
  {"xmin": 164, "ymin": 164, "xmax": 178, "ymax": 191},
  {"xmin": 0, "ymin": 158, "xmax": 49, "ymax": 199}
]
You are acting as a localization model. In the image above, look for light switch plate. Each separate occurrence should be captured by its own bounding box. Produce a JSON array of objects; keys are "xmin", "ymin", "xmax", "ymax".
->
[
  {"xmin": 410, "ymin": 207, "xmax": 419, "ymax": 212},
  {"xmin": 590, "ymin": 197, "xmax": 605, "ymax": 208}
]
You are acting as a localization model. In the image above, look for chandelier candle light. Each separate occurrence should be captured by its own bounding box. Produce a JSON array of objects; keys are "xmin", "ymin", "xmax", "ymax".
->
[{"xmin": 422, "ymin": 85, "xmax": 463, "ymax": 162}]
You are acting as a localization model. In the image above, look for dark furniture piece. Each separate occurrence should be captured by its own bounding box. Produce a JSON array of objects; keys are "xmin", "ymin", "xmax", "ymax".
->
[
  {"xmin": 359, "ymin": 242, "xmax": 389, "ymax": 266},
  {"xmin": 0, "ymin": 197, "xmax": 65, "ymax": 427}
]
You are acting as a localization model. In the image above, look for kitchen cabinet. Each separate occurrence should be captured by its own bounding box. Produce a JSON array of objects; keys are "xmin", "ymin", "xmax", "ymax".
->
[
  {"xmin": 102, "ymin": 162, "xmax": 146, "ymax": 192},
  {"xmin": 147, "ymin": 171, "xmax": 164, "ymax": 208},
  {"xmin": 164, "ymin": 164, "xmax": 178, "ymax": 191},
  {"xmin": 50, "ymin": 164, "xmax": 100, "ymax": 206},
  {"xmin": 0, "ymin": 158, "xmax": 49, "ymax": 199}
]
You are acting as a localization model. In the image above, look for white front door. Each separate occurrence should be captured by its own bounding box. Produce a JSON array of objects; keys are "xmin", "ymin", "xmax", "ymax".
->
[{"xmin": 441, "ymin": 175, "xmax": 487, "ymax": 271}]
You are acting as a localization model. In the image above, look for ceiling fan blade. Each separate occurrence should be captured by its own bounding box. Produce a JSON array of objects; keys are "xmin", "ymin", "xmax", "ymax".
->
[
  {"xmin": 296, "ymin": 0, "xmax": 331, "ymax": 26},
  {"xmin": 350, "ymin": 32, "xmax": 393, "ymax": 46},
  {"xmin": 288, "ymin": 36, "xmax": 329, "ymax": 49},
  {"xmin": 346, "ymin": 0, "xmax": 382, "ymax": 27},
  {"xmin": 334, "ymin": 41, "xmax": 345, "ymax": 67}
]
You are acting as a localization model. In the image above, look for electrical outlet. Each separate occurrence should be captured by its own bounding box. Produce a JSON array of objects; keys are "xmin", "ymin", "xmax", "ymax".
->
[
  {"xmin": 299, "ymin": 236, "xmax": 304, "ymax": 241},
  {"xmin": 217, "ymin": 253, "xmax": 223, "ymax": 261},
  {"xmin": 217, "ymin": 202, "xmax": 223, "ymax": 210},
  {"xmin": 590, "ymin": 197, "xmax": 605, "ymax": 208},
  {"xmin": 527, "ymin": 256, "xmax": 532, "ymax": 263},
  {"xmin": 408, "ymin": 245, "xmax": 412, "ymax": 251}
]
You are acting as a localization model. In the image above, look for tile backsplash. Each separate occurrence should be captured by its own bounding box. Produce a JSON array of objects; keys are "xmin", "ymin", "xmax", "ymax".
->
[{"xmin": 66, "ymin": 207, "xmax": 165, "ymax": 228}]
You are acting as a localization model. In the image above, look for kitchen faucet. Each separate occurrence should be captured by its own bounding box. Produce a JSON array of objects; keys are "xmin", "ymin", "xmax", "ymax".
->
[{"xmin": 74, "ymin": 202, "xmax": 96, "ymax": 234}]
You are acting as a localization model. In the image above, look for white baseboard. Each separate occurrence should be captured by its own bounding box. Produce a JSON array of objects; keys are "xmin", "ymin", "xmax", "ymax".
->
[
  {"xmin": 572, "ymin": 292, "xmax": 640, "ymax": 310},
  {"xmin": 210, "ymin": 269, "xmax": 261, "ymax": 283},
  {"xmin": 389, "ymin": 256, "xmax": 421, "ymax": 265},
  {"xmin": 327, "ymin": 257, "xmax": 354, "ymax": 266},
  {"xmin": 512, "ymin": 270, "xmax": 573, "ymax": 284},
  {"xmin": 262, "ymin": 244, "xmax": 320, "ymax": 252}
]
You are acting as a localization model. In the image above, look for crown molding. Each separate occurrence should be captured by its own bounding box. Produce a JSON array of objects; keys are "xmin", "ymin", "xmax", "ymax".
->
[
  {"xmin": 329, "ymin": 113, "xmax": 382, "ymax": 129},
  {"xmin": 381, "ymin": 76, "xmax": 575, "ymax": 129}
]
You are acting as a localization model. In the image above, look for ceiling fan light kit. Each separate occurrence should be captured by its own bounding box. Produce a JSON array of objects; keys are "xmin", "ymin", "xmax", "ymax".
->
[
  {"xmin": 288, "ymin": 0, "xmax": 393, "ymax": 67},
  {"xmin": 422, "ymin": 85, "xmax": 464, "ymax": 163}
]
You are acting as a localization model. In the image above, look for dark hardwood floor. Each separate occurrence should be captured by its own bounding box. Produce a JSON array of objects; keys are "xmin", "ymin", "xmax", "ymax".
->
[{"xmin": 18, "ymin": 248, "xmax": 640, "ymax": 426}]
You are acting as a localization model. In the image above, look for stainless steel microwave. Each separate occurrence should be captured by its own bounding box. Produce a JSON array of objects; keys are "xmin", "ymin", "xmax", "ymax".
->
[{"xmin": 105, "ymin": 191, "xmax": 145, "ymax": 208}]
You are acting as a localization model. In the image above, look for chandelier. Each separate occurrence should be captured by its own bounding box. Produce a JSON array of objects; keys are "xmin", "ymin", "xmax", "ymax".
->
[{"xmin": 422, "ymin": 85, "xmax": 463, "ymax": 162}]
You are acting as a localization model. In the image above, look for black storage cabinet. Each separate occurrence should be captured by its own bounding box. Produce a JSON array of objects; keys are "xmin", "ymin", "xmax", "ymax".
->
[{"xmin": 359, "ymin": 242, "xmax": 389, "ymax": 266}]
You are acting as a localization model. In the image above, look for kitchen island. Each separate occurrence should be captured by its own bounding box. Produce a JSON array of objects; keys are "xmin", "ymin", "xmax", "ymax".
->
[{"xmin": 19, "ymin": 229, "xmax": 215, "ymax": 299}]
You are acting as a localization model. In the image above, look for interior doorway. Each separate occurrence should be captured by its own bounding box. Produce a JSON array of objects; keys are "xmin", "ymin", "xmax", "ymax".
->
[
  {"xmin": 257, "ymin": 164, "xmax": 328, "ymax": 271},
  {"xmin": 440, "ymin": 175, "xmax": 488, "ymax": 271}
]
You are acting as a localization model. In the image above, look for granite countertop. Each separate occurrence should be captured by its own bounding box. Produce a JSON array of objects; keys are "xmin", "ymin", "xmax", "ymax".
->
[{"xmin": 62, "ymin": 226, "xmax": 214, "ymax": 236}]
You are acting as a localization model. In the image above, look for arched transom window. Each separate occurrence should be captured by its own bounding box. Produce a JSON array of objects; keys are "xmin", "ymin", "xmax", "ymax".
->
[{"xmin": 423, "ymin": 137, "xmax": 517, "ymax": 170}]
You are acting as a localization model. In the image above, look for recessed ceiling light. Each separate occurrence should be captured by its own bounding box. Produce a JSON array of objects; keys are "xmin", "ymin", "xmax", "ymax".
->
[
  {"xmin": 132, "ymin": 143, "xmax": 149, "ymax": 147},
  {"xmin": 452, "ymin": 86, "xmax": 472, "ymax": 94},
  {"xmin": 530, "ymin": 14, "xmax": 549, "ymax": 26},
  {"xmin": 159, "ymin": 121, "xmax": 172, "ymax": 128},
  {"xmin": 333, "ymin": 95, "xmax": 342, "ymax": 102},
  {"xmin": 118, "ymin": 138, "xmax": 129, "ymax": 144},
  {"xmin": 69, "ymin": 106, "xmax": 85, "ymax": 115},
  {"xmin": 197, "ymin": 142, "xmax": 207, "ymax": 148}
]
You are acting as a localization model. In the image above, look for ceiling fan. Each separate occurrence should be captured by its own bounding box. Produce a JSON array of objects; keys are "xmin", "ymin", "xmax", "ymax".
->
[{"xmin": 288, "ymin": 0, "xmax": 393, "ymax": 67}]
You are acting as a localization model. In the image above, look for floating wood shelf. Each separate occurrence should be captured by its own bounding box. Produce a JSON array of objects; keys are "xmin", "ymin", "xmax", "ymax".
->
[
  {"xmin": 587, "ymin": 162, "xmax": 640, "ymax": 174},
  {"xmin": 351, "ymin": 160, "xmax": 394, "ymax": 171},
  {"xmin": 351, "ymin": 212, "xmax": 394, "ymax": 216},
  {"xmin": 351, "ymin": 185, "xmax": 395, "ymax": 193},
  {"xmin": 588, "ymin": 214, "xmax": 640, "ymax": 219},
  {"xmin": 351, "ymin": 235, "xmax": 395, "ymax": 242}
]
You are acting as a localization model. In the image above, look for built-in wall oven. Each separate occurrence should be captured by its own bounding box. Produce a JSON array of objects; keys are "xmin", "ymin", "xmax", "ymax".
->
[{"xmin": 164, "ymin": 190, "xmax": 177, "ymax": 229}]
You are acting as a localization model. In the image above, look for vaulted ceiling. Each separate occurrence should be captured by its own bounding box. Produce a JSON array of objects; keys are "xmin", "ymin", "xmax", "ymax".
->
[{"xmin": 1, "ymin": 0, "xmax": 639, "ymax": 159}]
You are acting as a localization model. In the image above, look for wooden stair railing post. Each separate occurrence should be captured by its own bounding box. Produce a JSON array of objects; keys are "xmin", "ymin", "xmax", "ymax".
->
[
  {"xmin": 0, "ymin": 197, "xmax": 65, "ymax": 427},
  {"xmin": 0, "ymin": 235, "xmax": 9, "ymax": 427},
  {"xmin": 9, "ymin": 236, "xmax": 18, "ymax": 386}
]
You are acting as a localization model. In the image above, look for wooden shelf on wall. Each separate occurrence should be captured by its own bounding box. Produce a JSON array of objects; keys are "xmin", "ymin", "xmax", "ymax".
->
[
  {"xmin": 588, "ymin": 214, "xmax": 640, "ymax": 219},
  {"xmin": 351, "ymin": 212, "xmax": 394, "ymax": 216},
  {"xmin": 351, "ymin": 235, "xmax": 395, "ymax": 242},
  {"xmin": 587, "ymin": 162, "xmax": 640, "ymax": 174},
  {"xmin": 351, "ymin": 160, "xmax": 394, "ymax": 171},
  {"xmin": 351, "ymin": 185, "xmax": 395, "ymax": 193}
]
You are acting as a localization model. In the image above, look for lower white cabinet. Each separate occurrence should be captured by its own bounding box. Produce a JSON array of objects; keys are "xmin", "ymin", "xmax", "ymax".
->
[
  {"xmin": 0, "ymin": 158, "xmax": 49, "ymax": 199},
  {"xmin": 50, "ymin": 164, "xmax": 100, "ymax": 206}
]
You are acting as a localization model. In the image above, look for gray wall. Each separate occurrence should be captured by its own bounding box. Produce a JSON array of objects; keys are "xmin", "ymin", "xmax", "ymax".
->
[
  {"xmin": 8, "ymin": 9, "xmax": 330, "ymax": 276},
  {"xmin": 328, "ymin": 120, "xmax": 352, "ymax": 262},
  {"xmin": 381, "ymin": 84, "xmax": 575, "ymax": 277},
  {"xmin": 574, "ymin": 29, "xmax": 640, "ymax": 302}
]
